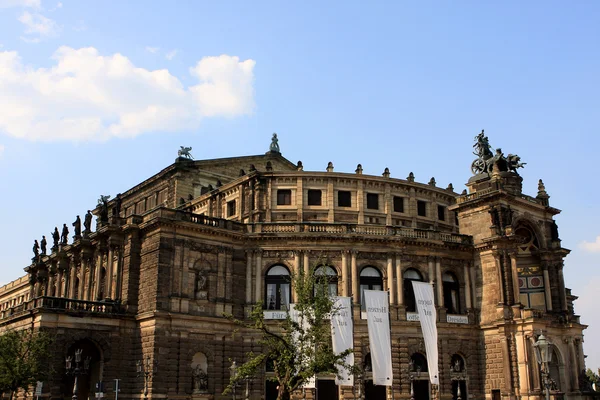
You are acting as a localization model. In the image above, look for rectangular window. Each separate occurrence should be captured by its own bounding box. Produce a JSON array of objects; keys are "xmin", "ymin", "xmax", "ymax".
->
[
  {"xmin": 338, "ymin": 191, "xmax": 351, "ymax": 207},
  {"xmin": 366, "ymin": 193, "xmax": 379, "ymax": 210},
  {"xmin": 437, "ymin": 205, "xmax": 445, "ymax": 221},
  {"xmin": 136, "ymin": 200, "xmax": 146, "ymax": 214},
  {"xmin": 417, "ymin": 200, "xmax": 427, "ymax": 217},
  {"xmin": 227, "ymin": 199, "xmax": 236, "ymax": 217},
  {"xmin": 393, "ymin": 196, "xmax": 405, "ymax": 213},
  {"xmin": 307, "ymin": 189, "xmax": 322, "ymax": 206},
  {"xmin": 277, "ymin": 189, "xmax": 292, "ymax": 205}
]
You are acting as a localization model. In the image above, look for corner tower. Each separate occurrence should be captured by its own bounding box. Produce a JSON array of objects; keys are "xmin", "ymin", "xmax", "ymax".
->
[{"xmin": 450, "ymin": 131, "xmax": 587, "ymax": 400}]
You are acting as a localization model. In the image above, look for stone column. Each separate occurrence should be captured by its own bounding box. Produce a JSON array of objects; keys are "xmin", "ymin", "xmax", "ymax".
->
[
  {"xmin": 217, "ymin": 250, "xmax": 226, "ymax": 299},
  {"xmin": 464, "ymin": 262, "xmax": 472, "ymax": 309},
  {"xmin": 435, "ymin": 258, "xmax": 442, "ymax": 307},
  {"xmin": 246, "ymin": 251, "xmax": 253, "ymax": 303},
  {"xmin": 500, "ymin": 336, "xmax": 513, "ymax": 392},
  {"xmin": 341, "ymin": 251, "xmax": 348, "ymax": 296},
  {"xmin": 542, "ymin": 265, "xmax": 552, "ymax": 311},
  {"xmin": 112, "ymin": 246, "xmax": 122, "ymax": 300},
  {"xmin": 558, "ymin": 263, "xmax": 568, "ymax": 311},
  {"xmin": 357, "ymin": 180, "xmax": 364, "ymax": 225},
  {"xmin": 387, "ymin": 255, "xmax": 395, "ymax": 304},
  {"xmin": 47, "ymin": 268, "xmax": 56, "ymax": 297},
  {"xmin": 395, "ymin": 254, "xmax": 403, "ymax": 305},
  {"xmin": 93, "ymin": 249, "xmax": 103, "ymax": 300},
  {"xmin": 69, "ymin": 259, "xmax": 77, "ymax": 298},
  {"xmin": 56, "ymin": 258, "xmax": 66, "ymax": 298},
  {"xmin": 428, "ymin": 257, "xmax": 435, "ymax": 303},
  {"xmin": 292, "ymin": 251, "xmax": 299, "ymax": 303},
  {"xmin": 492, "ymin": 251, "xmax": 505, "ymax": 304},
  {"xmin": 106, "ymin": 245, "xmax": 114, "ymax": 299},
  {"xmin": 351, "ymin": 251, "xmax": 358, "ymax": 303},
  {"xmin": 509, "ymin": 251, "xmax": 520, "ymax": 305},
  {"xmin": 568, "ymin": 338, "xmax": 579, "ymax": 390},
  {"xmin": 79, "ymin": 254, "xmax": 89, "ymax": 300},
  {"xmin": 254, "ymin": 251, "xmax": 262, "ymax": 303},
  {"xmin": 303, "ymin": 251, "xmax": 309, "ymax": 275}
]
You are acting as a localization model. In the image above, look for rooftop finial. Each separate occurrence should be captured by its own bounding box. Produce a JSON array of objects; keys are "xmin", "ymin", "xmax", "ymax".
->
[
  {"xmin": 326, "ymin": 162, "xmax": 334, "ymax": 172},
  {"xmin": 269, "ymin": 133, "xmax": 280, "ymax": 153}
]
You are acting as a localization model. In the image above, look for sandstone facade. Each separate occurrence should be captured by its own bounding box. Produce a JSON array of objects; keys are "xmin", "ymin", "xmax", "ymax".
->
[{"xmin": 0, "ymin": 138, "xmax": 589, "ymax": 400}]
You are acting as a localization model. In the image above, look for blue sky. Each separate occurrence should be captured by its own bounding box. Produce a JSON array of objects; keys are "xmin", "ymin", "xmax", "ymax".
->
[{"xmin": 0, "ymin": 1, "xmax": 599, "ymax": 370}]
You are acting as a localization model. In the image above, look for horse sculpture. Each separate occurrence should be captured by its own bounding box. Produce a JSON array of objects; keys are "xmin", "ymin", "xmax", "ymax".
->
[{"xmin": 178, "ymin": 146, "xmax": 193, "ymax": 159}]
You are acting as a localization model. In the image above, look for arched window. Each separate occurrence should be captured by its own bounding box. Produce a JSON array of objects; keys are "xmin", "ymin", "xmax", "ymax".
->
[
  {"xmin": 547, "ymin": 347, "xmax": 561, "ymax": 391},
  {"xmin": 410, "ymin": 353, "xmax": 428, "ymax": 373},
  {"xmin": 360, "ymin": 266, "xmax": 383, "ymax": 309},
  {"xmin": 450, "ymin": 354, "xmax": 465, "ymax": 372},
  {"xmin": 443, "ymin": 272, "xmax": 460, "ymax": 314},
  {"xmin": 74, "ymin": 278, "xmax": 80, "ymax": 300},
  {"xmin": 403, "ymin": 269, "xmax": 423, "ymax": 312},
  {"xmin": 515, "ymin": 226, "xmax": 545, "ymax": 310},
  {"xmin": 265, "ymin": 265, "xmax": 291, "ymax": 310},
  {"xmin": 450, "ymin": 354, "xmax": 467, "ymax": 400},
  {"xmin": 314, "ymin": 265, "xmax": 338, "ymax": 296}
]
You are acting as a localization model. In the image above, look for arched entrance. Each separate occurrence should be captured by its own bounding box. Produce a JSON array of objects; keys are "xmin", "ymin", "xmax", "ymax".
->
[{"xmin": 63, "ymin": 339, "xmax": 102, "ymax": 400}]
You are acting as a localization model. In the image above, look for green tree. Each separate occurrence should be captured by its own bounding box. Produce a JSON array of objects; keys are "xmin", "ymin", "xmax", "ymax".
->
[
  {"xmin": 226, "ymin": 265, "xmax": 354, "ymax": 400},
  {"xmin": 586, "ymin": 368, "xmax": 599, "ymax": 387},
  {"xmin": 0, "ymin": 329, "xmax": 54, "ymax": 399}
]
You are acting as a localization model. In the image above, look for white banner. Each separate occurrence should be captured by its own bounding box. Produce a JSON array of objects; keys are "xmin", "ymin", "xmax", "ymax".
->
[
  {"xmin": 330, "ymin": 297, "xmax": 354, "ymax": 386},
  {"xmin": 289, "ymin": 304, "xmax": 316, "ymax": 388},
  {"xmin": 411, "ymin": 281, "xmax": 439, "ymax": 385},
  {"xmin": 364, "ymin": 290, "xmax": 393, "ymax": 386}
]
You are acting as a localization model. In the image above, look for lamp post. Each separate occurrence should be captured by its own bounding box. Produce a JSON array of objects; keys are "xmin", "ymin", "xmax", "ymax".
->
[
  {"xmin": 353, "ymin": 368, "xmax": 364, "ymax": 400},
  {"xmin": 65, "ymin": 349, "xmax": 91, "ymax": 400},
  {"xmin": 534, "ymin": 334, "xmax": 552, "ymax": 400},
  {"xmin": 230, "ymin": 361, "xmax": 238, "ymax": 400},
  {"xmin": 137, "ymin": 356, "xmax": 156, "ymax": 400},
  {"xmin": 406, "ymin": 360, "xmax": 421, "ymax": 400}
]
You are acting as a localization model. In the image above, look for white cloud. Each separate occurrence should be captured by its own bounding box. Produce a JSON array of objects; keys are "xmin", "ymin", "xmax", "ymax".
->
[
  {"xmin": 579, "ymin": 236, "xmax": 600, "ymax": 253},
  {"xmin": 0, "ymin": 47, "xmax": 256, "ymax": 142},
  {"xmin": 0, "ymin": 0, "xmax": 41, "ymax": 8},
  {"xmin": 145, "ymin": 46, "xmax": 160, "ymax": 54},
  {"xmin": 165, "ymin": 49, "xmax": 178, "ymax": 60},
  {"xmin": 18, "ymin": 11, "xmax": 60, "ymax": 40}
]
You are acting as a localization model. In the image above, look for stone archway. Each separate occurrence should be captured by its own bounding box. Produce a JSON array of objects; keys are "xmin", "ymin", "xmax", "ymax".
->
[{"xmin": 63, "ymin": 339, "xmax": 103, "ymax": 400}]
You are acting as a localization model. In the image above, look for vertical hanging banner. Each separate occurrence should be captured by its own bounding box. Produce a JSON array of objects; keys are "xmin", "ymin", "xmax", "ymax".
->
[
  {"xmin": 411, "ymin": 281, "xmax": 439, "ymax": 385},
  {"xmin": 330, "ymin": 296, "xmax": 354, "ymax": 386},
  {"xmin": 364, "ymin": 290, "xmax": 393, "ymax": 386},
  {"xmin": 289, "ymin": 304, "xmax": 316, "ymax": 388}
]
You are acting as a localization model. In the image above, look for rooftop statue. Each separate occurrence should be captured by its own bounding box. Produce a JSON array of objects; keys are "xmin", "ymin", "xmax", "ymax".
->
[
  {"xmin": 470, "ymin": 130, "xmax": 525, "ymax": 175},
  {"xmin": 52, "ymin": 227, "xmax": 60, "ymax": 249},
  {"xmin": 269, "ymin": 133, "xmax": 280, "ymax": 153},
  {"xmin": 178, "ymin": 146, "xmax": 193, "ymax": 159},
  {"xmin": 61, "ymin": 224, "xmax": 69, "ymax": 245},
  {"xmin": 98, "ymin": 195, "xmax": 110, "ymax": 223},
  {"xmin": 40, "ymin": 236, "xmax": 47, "ymax": 255}
]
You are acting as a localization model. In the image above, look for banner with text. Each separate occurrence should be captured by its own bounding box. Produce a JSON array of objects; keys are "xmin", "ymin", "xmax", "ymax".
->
[
  {"xmin": 289, "ymin": 304, "xmax": 316, "ymax": 388},
  {"xmin": 411, "ymin": 281, "xmax": 439, "ymax": 385},
  {"xmin": 364, "ymin": 290, "xmax": 393, "ymax": 386},
  {"xmin": 330, "ymin": 296, "xmax": 354, "ymax": 386}
]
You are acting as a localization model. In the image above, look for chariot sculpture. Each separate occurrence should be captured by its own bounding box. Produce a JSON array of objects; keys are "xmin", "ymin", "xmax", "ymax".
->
[{"xmin": 471, "ymin": 130, "xmax": 526, "ymax": 175}]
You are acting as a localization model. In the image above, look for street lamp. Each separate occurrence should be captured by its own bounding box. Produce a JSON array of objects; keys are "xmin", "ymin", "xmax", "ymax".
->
[
  {"xmin": 534, "ymin": 334, "xmax": 553, "ymax": 400},
  {"xmin": 353, "ymin": 368, "xmax": 364, "ymax": 400},
  {"xmin": 137, "ymin": 356, "xmax": 156, "ymax": 400},
  {"xmin": 65, "ymin": 349, "xmax": 91, "ymax": 400},
  {"xmin": 407, "ymin": 360, "xmax": 422, "ymax": 400},
  {"xmin": 230, "ymin": 361, "xmax": 238, "ymax": 400}
]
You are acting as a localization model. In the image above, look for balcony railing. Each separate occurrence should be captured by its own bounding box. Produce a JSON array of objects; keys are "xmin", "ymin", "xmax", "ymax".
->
[
  {"xmin": 253, "ymin": 223, "xmax": 472, "ymax": 245},
  {"xmin": 0, "ymin": 296, "xmax": 125, "ymax": 320}
]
